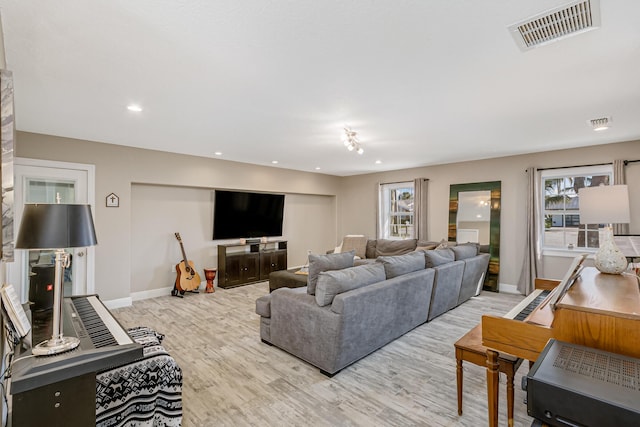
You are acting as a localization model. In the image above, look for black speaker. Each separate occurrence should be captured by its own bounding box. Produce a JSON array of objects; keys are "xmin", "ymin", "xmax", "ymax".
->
[{"xmin": 29, "ymin": 264, "xmax": 55, "ymax": 311}]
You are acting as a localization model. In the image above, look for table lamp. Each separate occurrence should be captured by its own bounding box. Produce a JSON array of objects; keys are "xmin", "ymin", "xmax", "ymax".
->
[
  {"xmin": 578, "ymin": 185, "xmax": 630, "ymax": 274},
  {"xmin": 15, "ymin": 203, "xmax": 97, "ymax": 355}
]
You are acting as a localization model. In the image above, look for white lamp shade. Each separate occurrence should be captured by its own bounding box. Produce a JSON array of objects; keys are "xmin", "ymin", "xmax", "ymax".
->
[{"xmin": 578, "ymin": 185, "xmax": 630, "ymax": 225}]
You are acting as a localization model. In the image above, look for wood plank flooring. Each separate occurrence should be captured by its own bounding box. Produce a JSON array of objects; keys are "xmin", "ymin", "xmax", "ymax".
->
[{"xmin": 112, "ymin": 283, "xmax": 536, "ymax": 426}]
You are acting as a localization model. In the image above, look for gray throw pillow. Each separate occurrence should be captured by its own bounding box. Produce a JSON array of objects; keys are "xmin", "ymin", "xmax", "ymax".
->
[
  {"xmin": 376, "ymin": 252, "xmax": 426, "ymax": 279},
  {"xmin": 307, "ymin": 250, "xmax": 355, "ymax": 295},
  {"xmin": 315, "ymin": 263, "xmax": 386, "ymax": 307},
  {"xmin": 451, "ymin": 244, "xmax": 479, "ymax": 260},
  {"xmin": 424, "ymin": 248, "xmax": 455, "ymax": 267}
]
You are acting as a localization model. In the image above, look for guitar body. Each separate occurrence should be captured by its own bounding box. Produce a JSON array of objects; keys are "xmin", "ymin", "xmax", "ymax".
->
[
  {"xmin": 173, "ymin": 233, "xmax": 202, "ymax": 296},
  {"xmin": 175, "ymin": 260, "xmax": 201, "ymax": 292}
]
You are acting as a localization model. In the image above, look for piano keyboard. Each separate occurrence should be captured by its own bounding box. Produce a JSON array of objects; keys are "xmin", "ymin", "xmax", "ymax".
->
[
  {"xmin": 504, "ymin": 289, "xmax": 552, "ymax": 321},
  {"xmin": 70, "ymin": 295, "xmax": 134, "ymax": 347},
  {"xmin": 11, "ymin": 294, "xmax": 142, "ymax": 395}
]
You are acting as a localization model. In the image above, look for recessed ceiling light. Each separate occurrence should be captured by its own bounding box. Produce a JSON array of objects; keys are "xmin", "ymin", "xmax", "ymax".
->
[
  {"xmin": 375, "ymin": 160, "xmax": 382, "ymax": 164},
  {"xmin": 127, "ymin": 104, "xmax": 143, "ymax": 112},
  {"xmin": 214, "ymin": 152, "xmax": 223, "ymax": 156},
  {"xmin": 271, "ymin": 160, "xmax": 279, "ymax": 164},
  {"xmin": 315, "ymin": 167, "xmax": 321, "ymax": 170}
]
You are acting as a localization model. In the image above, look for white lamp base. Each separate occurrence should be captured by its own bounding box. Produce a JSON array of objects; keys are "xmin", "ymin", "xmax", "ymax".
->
[{"xmin": 594, "ymin": 227, "xmax": 628, "ymax": 275}]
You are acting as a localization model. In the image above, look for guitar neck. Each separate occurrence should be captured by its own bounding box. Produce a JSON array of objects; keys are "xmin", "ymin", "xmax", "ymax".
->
[{"xmin": 179, "ymin": 242, "xmax": 188, "ymax": 263}]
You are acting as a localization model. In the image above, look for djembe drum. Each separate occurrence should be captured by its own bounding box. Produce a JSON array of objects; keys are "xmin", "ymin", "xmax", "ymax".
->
[{"xmin": 204, "ymin": 268, "xmax": 217, "ymax": 293}]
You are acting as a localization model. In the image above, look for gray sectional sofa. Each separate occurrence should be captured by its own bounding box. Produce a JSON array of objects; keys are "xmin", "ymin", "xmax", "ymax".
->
[{"xmin": 255, "ymin": 244, "xmax": 489, "ymax": 376}]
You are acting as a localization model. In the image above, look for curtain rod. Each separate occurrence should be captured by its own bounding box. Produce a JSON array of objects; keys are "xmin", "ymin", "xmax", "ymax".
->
[
  {"xmin": 535, "ymin": 159, "xmax": 639, "ymax": 172},
  {"xmin": 379, "ymin": 178, "xmax": 429, "ymax": 186}
]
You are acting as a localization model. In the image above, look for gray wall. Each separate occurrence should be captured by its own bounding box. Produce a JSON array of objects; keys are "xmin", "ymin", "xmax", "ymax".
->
[
  {"xmin": 337, "ymin": 140, "xmax": 640, "ymax": 286},
  {"xmin": 16, "ymin": 132, "xmax": 340, "ymax": 302},
  {"xmin": 131, "ymin": 184, "xmax": 335, "ymax": 294}
]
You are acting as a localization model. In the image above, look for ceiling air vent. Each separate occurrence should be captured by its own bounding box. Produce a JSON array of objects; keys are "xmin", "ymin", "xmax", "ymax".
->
[{"xmin": 509, "ymin": 0, "xmax": 601, "ymax": 51}]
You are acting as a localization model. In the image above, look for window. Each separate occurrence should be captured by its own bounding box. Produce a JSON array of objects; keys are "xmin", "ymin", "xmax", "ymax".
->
[
  {"xmin": 541, "ymin": 165, "xmax": 613, "ymax": 250},
  {"xmin": 378, "ymin": 182, "xmax": 414, "ymax": 239}
]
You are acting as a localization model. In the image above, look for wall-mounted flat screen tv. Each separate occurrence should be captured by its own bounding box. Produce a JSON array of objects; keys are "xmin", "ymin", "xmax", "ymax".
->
[{"xmin": 213, "ymin": 190, "xmax": 285, "ymax": 240}]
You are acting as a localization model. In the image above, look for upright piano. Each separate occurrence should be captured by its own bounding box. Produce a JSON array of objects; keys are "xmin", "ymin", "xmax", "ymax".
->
[
  {"xmin": 10, "ymin": 295, "xmax": 142, "ymax": 427},
  {"xmin": 481, "ymin": 267, "xmax": 640, "ymax": 427}
]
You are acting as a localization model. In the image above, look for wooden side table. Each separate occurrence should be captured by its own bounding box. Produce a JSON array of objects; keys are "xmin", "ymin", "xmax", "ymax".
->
[{"xmin": 454, "ymin": 324, "xmax": 523, "ymax": 427}]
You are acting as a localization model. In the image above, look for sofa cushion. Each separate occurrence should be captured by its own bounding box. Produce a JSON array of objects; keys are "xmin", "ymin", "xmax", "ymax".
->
[
  {"xmin": 376, "ymin": 252, "xmax": 426, "ymax": 279},
  {"xmin": 424, "ymin": 248, "xmax": 455, "ymax": 267},
  {"xmin": 365, "ymin": 240, "xmax": 377, "ymax": 259},
  {"xmin": 452, "ymin": 243, "xmax": 479, "ymax": 260},
  {"xmin": 375, "ymin": 239, "xmax": 417, "ymax": 257},
  {"xmin": 315, "ymin": 263, "xmax": 386, "ymax": 307},
  {"xmin": 307, "ymin": 250, "xmax": 355, "ymax": 295}
]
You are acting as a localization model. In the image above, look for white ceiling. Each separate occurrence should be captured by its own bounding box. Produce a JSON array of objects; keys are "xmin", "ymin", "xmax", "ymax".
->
[{"xmin": 1, "ymin": 1, "xmax": 639, "ymax": 176}]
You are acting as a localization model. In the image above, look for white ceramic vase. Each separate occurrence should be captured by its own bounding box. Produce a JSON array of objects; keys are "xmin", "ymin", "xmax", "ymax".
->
[{"xmin": 594, "ymin": 227, "xmax": 628, "ymax": 274}]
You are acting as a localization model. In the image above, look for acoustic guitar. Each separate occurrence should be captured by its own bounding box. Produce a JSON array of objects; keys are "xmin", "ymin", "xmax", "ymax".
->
[{"xmin": 174, "ymin": 233, "xmax": 201, "ymax": 293}]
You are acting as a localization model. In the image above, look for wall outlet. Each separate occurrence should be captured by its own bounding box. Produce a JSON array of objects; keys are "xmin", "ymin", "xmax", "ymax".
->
[{"xmin": 170, "ymin": 264, "xmax": 176, "ymax": 273}]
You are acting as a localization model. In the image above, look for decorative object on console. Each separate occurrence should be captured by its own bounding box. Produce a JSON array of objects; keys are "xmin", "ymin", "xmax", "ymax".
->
[
  {"xmin": 15, "ymin": 203, "xmax": 97, "ymax": 356},
  {"xmin": 341, "ymin": 127, "xmax": 364, "ymax": 154},
  {"xmin": 579, "ymin": 184, "xmax": 630, "ymax": 274}
]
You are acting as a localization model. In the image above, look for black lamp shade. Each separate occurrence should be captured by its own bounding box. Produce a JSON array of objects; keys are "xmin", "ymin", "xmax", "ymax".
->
[{"xmin": 15, "ymin": 204, "xmax": 98, "ymax": 249}]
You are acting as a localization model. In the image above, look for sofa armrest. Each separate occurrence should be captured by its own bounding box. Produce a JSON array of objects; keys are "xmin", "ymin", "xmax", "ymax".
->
[{"xmin": 255, "ymin": 294, "xmax": 271, "ymax": 318}]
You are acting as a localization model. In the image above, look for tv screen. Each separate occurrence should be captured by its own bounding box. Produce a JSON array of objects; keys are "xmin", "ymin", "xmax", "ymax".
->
[{"xmin": 213, "ymin": 190, "xmax": 285, "ymax": 240}]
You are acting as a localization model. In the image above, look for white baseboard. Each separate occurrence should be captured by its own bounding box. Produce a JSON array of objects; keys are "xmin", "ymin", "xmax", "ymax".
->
[
  {"xmin": 498, "ymin": 283, "xmax": 521, "ymax": 294},
  {"xmin": 104, "ymin": 297, "xmax": 133, "ymax": 309},
  {"xmin": 103, "ymin": 283, "xmax": 205, "ymax": 309}
]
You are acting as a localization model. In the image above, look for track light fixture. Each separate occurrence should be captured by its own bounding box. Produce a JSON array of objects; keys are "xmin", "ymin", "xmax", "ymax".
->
[{"xmin": 341, "ymin": 127, "xmax": 364, "ymax": 154}]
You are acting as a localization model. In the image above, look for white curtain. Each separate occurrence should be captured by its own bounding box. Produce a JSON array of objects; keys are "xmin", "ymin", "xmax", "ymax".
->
[
  {"xmin": 612, "ymin": 159, "xmax": 629, "ymax": 235},
  {"xmin": 518, "ymin": 167, "xmax": 542, "ymax": 295},
  {"xmin": 413, "ymin": 178, "xmax": 429, "ymax": 241}
]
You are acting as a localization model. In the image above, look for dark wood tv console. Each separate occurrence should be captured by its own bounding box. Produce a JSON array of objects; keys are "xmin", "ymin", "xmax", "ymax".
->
[{"xmin": 217, "ymin": 241, "xmax": 287, "ymax": 288}]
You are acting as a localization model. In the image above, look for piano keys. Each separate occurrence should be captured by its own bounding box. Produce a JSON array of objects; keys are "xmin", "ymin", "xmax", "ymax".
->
[
  {"xmin": 503, "ymin": 288, "xmax": 551, "ymax": 321},
  {"xmin": 481, "ymin": 267, "xmax": 640, "ymax": 427}
]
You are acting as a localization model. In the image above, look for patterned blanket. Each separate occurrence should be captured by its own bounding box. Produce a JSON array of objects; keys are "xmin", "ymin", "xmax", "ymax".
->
[{"xmin": 96, "ymin": 327, "xmax": 183, "ymax": 427}]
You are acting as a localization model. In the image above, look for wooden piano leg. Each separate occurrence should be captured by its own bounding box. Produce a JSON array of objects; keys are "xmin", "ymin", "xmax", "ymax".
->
[
  {"xmin": 456, "ymin": 349, "xmax": 463, "ymax": 415},
  {"xmin": 486, "ymin": 349, "xmax": 499, "ymax": 427},
  {"xmin": 506, "ymin": 367, "xmax": 515, "ymax": 427}
]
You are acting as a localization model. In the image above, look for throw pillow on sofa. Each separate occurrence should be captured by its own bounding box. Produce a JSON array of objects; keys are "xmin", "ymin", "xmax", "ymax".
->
[
  {"xmin": 307, "ymin": 250, "xmax": 355, "ymax": 295},
  {"xmin": 451, "ymin": 243, "xmax": 479, "ymax": 260},
  {"xmin": 376, "ymin": 252, "xmax": 426, "ymax": 279},
  {"xmin": 424, "ymin": 248, "xmax": 455, "ymax": 267},
  {"xmin": 315, "ymin": 263, "xmax": 386, "ymax": 307}
]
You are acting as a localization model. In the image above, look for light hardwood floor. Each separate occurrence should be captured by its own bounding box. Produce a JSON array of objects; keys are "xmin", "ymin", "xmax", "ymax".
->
[{"xmin": 112, "ymin": 283, "xmax": 536, "ymax": 426}]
